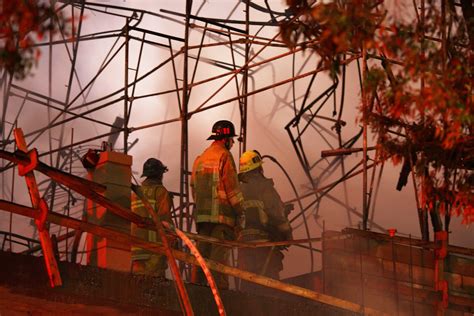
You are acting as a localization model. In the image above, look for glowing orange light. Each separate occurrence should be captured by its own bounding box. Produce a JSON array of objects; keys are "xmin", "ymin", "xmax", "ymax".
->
[{"xmin": 388, "ymin": 228, "xmax": 397, "ymax": 237}]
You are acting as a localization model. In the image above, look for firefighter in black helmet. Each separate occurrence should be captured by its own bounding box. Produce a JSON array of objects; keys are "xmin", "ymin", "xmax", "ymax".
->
[
  {"xmin": 191, "ymin": 120, "xmax": 245, "ymax": 289},
  {"xmin": 142, "ymin": 158, "xmax": 168, "ymax": 178},
  {"xmin": 207, "ymin": 120, "xmax": 238, "ymax": 146},
  {"xmin": 131, "ymin": 158, "xmax": 172, "ymax": 277}
]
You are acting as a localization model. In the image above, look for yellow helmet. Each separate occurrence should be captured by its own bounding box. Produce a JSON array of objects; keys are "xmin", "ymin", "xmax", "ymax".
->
[{"xmin": 239, "ymin": 150, "xmax": 263, "ymax": 174}]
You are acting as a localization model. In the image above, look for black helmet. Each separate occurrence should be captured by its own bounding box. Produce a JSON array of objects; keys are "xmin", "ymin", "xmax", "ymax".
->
[
  {"xmin": 141, "ymin": 158, "xmax": 168, "ymax": 178},
  {"xmin": 207, "ymin": 120, "xmax": 237, "ymax": 140}
]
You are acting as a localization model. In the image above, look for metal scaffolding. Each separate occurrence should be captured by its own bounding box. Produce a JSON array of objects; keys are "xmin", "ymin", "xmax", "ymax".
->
[
  {"xmin": 0, "ymin": 0, "xmax": 472, "ymax": 314},
  {"xmin": 1, "ymin": 0, "xmax": 377, "ymax": 266}
]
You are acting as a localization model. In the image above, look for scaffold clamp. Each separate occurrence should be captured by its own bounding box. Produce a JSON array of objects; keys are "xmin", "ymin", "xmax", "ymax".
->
[{"xmin": 17, "ymin": 148, "xmax": 39, "ymax": 177}]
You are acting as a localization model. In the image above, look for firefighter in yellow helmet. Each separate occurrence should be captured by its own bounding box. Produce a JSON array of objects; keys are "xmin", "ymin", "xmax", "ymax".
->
[
  {"xmin": 191, "ymin": 120, "xmax": 245, "ymax": 289},
  {"xmin": 237, "ymin": 150, "xmax": 292, "ymax": 293},
  {"xmin": 131, "ymin": 158, "xmax": 172, "ymax": 278}
]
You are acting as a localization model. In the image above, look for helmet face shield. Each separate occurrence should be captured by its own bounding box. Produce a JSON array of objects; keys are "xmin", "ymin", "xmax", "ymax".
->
[
  {"xmin": 207, "ymin": 120, "xmax": 237, "ymax": 140},
  {"xmin": 239, "ymin": 150, "xmax": 263, "ymax": 174}
]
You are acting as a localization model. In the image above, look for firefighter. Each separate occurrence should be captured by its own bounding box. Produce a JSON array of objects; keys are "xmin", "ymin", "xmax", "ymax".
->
[
  {"xmin": 237, "ymin": 150, "xmax": 292, "ymax": 293},
  {"xmin": 191, "ymin": 120, "xmax": 245, "ymax": 289},
  {"xmin": 131, "ymin": 158, "xmax": 172, "ymax": 278}
]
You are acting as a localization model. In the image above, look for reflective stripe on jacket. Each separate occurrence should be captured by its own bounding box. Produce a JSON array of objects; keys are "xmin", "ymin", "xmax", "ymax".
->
[
  {"xmin": 191, "ymin": 141, "xmax": 244, "ymax": 227},
  {"xmin": 131, "ymin": 178, "xmax": 172, "ymax": 261},
  {"xmin": 239, "ymin": 170, "xmax": 292, "ymax": 242}
]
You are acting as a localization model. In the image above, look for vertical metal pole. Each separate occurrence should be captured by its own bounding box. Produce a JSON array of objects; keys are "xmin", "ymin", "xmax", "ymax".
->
[
  {"xmin": 423, "ymin": 206, "xmax": 429, "ymax": 242},
  {"xmin": 9, "ymin": 142, "xmax": 16, "ymax": 251},
  {"xmin": 435, "ymin": 231, "xmax": 448, "ymax": 315},
  {"xmin": 441, "ymin": 0, "xmax": 447, "ymax": 71},
  {"xmin": 408, "ymin": 234, "xmax": 416, "ymax": 316},
  {"xmin": 169, "ymin": 40, "xmax": 183, "ymax": 113},
  {"xmin": 60, "ymin": 1, "xmax": 84, "ymax": 144},
  {"xmin": 361, "ymin": 44, "xmax": 369, "ymax": 230},
  {"xmin": 337, "ymin": 58, "xmax": 352, "ymax": 227},
  {"xmin": 391, "ymin": 237, "xmax": 400, "ymax": 315},
  {"xmin": 227, "ymin": 31, "xmax": 244, "ymax": 155},
  {"xmin": 322, "ymin": 220, "xmax": 325, "ymax": 294},
  {"xmin": 433, "ymin": 0, "xmax": 448, "ymax": 284},
  {"xmin": 240, "ymin": 0, "xmax": 250, "ymax": 153},
  {"xmin": 439, "ymin": 0, "xmax": 449, "ymax": 235},
  {"xmin": 357, "ymin": 235, "xmax": 365, "ymax": 308},
  {"xmin": 1, "ymin": 69, "xmax": 13, "ymax": 144},
  {"xmin": 46, "ymin": 2, "xmax": 55, "ymax": 243},
  {"xmin": 48, "ymin": 3, "xmax": 85, "ymax": 223},
  {"xmin": 179, "ymin": 0, "xmax": 193, "ymax": 232},
  {"xmin": 369, "ymin": 161, "xmax": 384, "ymax": 225},
  {"xmin": 419, "ymin": 0, "xmax": 430, "ymax": 242},
  {"xmin": 124, "ymin": 19, "xmax": 129, "ymax": 154},
  {"xmin": 66, "ymin": 128, "xmax": 74, "ymax": 260},
  {"xmin": 2, "ymin": 72, "xmax": 14, "ymax": 209},
  {"xmin": 420, "ymin": 0, "xmax": 425, "ymax": 109},
  {"xmin": 48, "ymin": 1, "xmax": 54, "ymax": 167},
  {"xmin": 409, "ymin": 142, "xmax": 428, "ymax": 241}
]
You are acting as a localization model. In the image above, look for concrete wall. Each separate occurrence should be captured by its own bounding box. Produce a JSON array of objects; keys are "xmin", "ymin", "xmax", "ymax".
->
[{"xmin": 322, "ymin": 230, "xmax": 474, "ymax": 315}]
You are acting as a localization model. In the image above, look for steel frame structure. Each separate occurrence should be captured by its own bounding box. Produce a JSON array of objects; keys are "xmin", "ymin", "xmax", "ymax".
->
[
  {"xmin": 1, "ymin": 0, "xmax": 370, "ymax": 267},
  {"xmin": 0, "ymin": 1, "xmax": 472, "ymax": 307}
]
